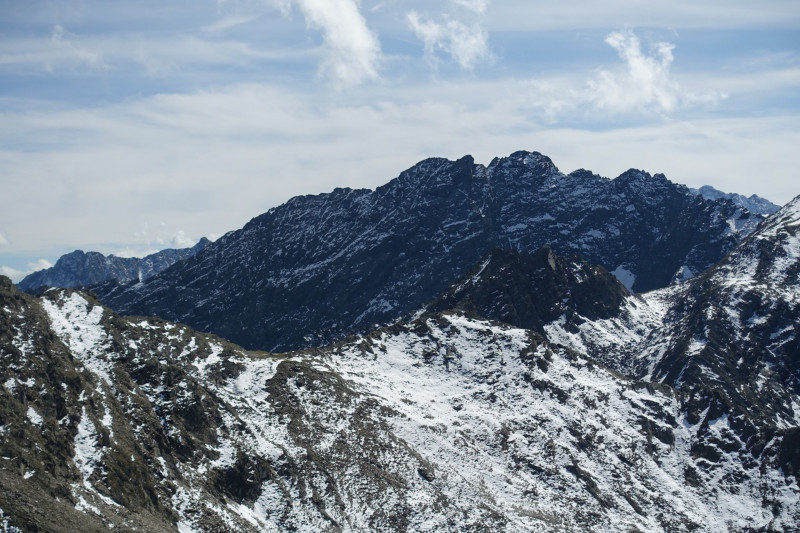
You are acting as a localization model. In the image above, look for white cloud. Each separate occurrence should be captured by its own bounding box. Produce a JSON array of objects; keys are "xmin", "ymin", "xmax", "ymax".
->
[
  {"xmin": 407, "ymin": 11, "xmax": 489, "ymax": 69},
  {"xmin": 0, "ymin": 266, "xmax": 24, "ymax": 282},
  {"xmin": 450, "ymin": 0, "xmax": 491, "ymax": 14},
  {"xmin": 293, "ymin": 0, "xmax": 382, "ymax": 86},
  {"xmin": 588, "ymin": 29, "xmax": 680, "ymax": 114},
  {"xmin": 48, "ymin": 24, "xmax": 107, "ymax": 72},
  {"xmin": 28, "ymin": 259, "xmax": 53, "ymax": 272},
  {"xmin": 0, "ymin": 232, "xmax": 8, "ymax": 246},
  {"xmin": 520, "ymin": 30, "xmax": 726, "ymax": 119},
  {"xmin": 0, "ymin": 27, "xmax": 307, "ymax": 77},
  {"xmin": 585, "ymin": 29, "xmax": 726, "ymax": 115},
  {"xmin": 0, "ymin": 259, "xmax": 53, "ymax": 283},
  {"xmin": 169, "ymin": 230, "xmax": 196, "ymax": 249}
]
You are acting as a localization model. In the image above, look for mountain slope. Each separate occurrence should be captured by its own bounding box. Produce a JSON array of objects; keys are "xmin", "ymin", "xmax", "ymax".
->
[
  {"xmin": 17, "ymin": 238, "xmax": 211, "ymax": 293},
  {"xmin": 1, "ymin": 276, "xmax": 797, "ymax": 532},
  {"xmin": 542, "ymin": 196, "xmax": 800, "ymax": 499},
  {"xmin": 92, "ymin": 151, "xmax": 760, "ymax": 351},
  {"xmin": 691, "ymin": 185, "xmax": 780, "ymax": 215}
]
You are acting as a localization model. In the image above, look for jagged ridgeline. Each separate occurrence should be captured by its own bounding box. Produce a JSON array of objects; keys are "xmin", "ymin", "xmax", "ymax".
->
[{"xmin": 90, "ymin": 151, "xmax": 761, "ymax": 352}]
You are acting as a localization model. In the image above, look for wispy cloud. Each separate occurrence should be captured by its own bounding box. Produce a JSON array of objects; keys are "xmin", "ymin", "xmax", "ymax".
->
[
  {"xmin": 0, "ymin": 232, "xmax": 8, "ymax": 246},
  {"xmin": 0, "ymin": 27, "xmax": 307, "ymax": 77},
  {"xmin": 584, "ymin": 29, "xmax": 726, "ymax": 115},
  {"xmin": 520, "ymin": 29, "xmax": 726, "ymax": 120},
  {"xmin": 291, "ymin": 0, "xmax": 381, "ymax": 86},
  {"xmin": 407, "ymin": 11, "xmax": 489, "ymax": 69},
  {"xmin": 450, "ymin": 0, "xmax": 491, "ymax": 14}
]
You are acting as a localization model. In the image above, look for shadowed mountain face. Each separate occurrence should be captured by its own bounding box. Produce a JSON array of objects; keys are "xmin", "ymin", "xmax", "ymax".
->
[
  {"xmin": 423, "ymin": 246, "xmax": 629, "ymax": 334},
  {"xmin": 17, "ymin": 238, "xmax": 211, "ymax": 293},
  {"xmin": 91, "ymin": 151, "xmax": 760, "ymax": 351}
]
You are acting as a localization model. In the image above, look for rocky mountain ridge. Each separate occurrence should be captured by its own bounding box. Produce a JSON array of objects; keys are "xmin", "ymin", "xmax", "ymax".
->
[
  {"xmin": 1, "ymin": 271, "xmax": 797, "ymax": 532},
  {"xmin": 91, "ymin": 151, "xmax": 762, "ymax": 352},
  {"xmin": 1, "ymin": 195, "xmax": 798, "ymax": 532},
  {"xmin": 17, "ymin": 238, "xmax": 211, "ymax": 293}
]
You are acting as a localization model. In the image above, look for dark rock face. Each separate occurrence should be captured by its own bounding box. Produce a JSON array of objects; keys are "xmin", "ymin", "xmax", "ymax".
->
[
  {"xmin": 92, "ymin": 151, "xmax": 759, "ymax": 351},
  {"xmin": 17, "ymin": 237, "xmax": 211, "ymax": 293},
  {"xmin": 424, "ymin": 246, "xmax": 629, "ymax": 334}
]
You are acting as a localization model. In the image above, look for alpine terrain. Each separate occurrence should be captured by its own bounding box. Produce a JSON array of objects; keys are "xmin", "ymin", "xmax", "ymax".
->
[
  {"xmin": 1, "ymin": 192, "xmax": 798, "ymax": 532},
  {"xmin": 89, "ymin": 151, "xmax": 763, "ymax": 352},
  {"xmin": 17, "ymin": 238, "xmax": 211, "ymax": 294}
]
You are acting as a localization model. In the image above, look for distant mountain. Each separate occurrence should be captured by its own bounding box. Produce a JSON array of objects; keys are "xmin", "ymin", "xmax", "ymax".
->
[
  {"xmin": 1, "ymin": 191, "xmax": 797, "ymax": 531},
  {"xmin": 691, "ymin": 185, "xmax": 780, "ymax": 215},
  {"xmin": 92, "ymin": 151, "xmax": 761, "ymax": 351},
  {"xmin": 17, "ymin": 238, "xmax": 211, "ymax": 293}
]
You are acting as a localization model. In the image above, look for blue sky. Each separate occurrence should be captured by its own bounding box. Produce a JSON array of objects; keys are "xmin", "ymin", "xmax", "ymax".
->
[{"xmin": 1, "ymin": 0, "xmax": 799, "ymax": 280}]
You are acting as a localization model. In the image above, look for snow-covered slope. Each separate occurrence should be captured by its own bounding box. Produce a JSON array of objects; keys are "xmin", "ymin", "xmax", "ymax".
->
[
  {"xmin": 92, "ymin": 151, "xmax": 761, "ymax": 351},
  {"xmin": 1, "ymin": 271, "xmax": 797, "ymax": 532},
  {"xmin": 541, "ymin": 196, "xmax": 800, "ymax": 501}
]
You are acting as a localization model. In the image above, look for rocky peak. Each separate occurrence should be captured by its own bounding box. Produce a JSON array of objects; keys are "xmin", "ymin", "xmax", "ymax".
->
[{"xmin": 424, "ymin": 246, "xmax": 629, "ymax": 334}]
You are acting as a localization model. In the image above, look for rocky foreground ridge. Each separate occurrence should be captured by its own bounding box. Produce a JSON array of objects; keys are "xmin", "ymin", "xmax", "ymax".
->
[{"xmin": 1, "ymin": 195, "xmax": 798, "ymax": 532}]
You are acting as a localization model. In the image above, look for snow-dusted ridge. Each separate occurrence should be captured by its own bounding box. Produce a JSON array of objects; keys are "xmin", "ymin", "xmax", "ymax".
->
[
  {"xmin": 1, "ymin": 272, "xmax": 798, "ymax": 531},
  {"xmin": 0, "ymin": 191, "xmax": 797, "ymax": 532}
]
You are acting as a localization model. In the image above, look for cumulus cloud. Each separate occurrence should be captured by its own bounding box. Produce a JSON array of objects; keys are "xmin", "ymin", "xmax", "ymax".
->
[
  {"xmin": 585, "ymin": 29, "xmax": 725, "ymax": 115},
  {"xmin": 132, "ymin": 223, "xmax": 198, "ymax": 252},
  {"xmin": 407, "ymin": 11, "xmax": 489, "ymax": 69},
  {"xmin": 292, "ymin": 0, "xmax": 382, "ymax": 86}
]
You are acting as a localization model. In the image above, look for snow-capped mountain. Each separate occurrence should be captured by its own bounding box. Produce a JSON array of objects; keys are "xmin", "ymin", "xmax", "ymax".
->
[
  {"xmin": 2, "ymin": 153, "xmax": 795, "ymax": 533},
  {"xmin": 92, "ymin": 151, "xmax": 761, "ymax": 352},
  {"xmin": 691, "ymin": 185, "xmax": 781, "ymax": 215},
  {"xmin": 17, "ymin": 238, "xmax": 211, "ymax": 293},
  {"xmin": 1, "ymin": 249, "xmax": 797, "ymax": 531}
]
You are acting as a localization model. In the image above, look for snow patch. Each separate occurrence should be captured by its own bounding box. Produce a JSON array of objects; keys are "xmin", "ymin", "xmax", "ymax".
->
[{"xmin": 26, "ymin": 406, "xmax": 43, "ymax": 427}]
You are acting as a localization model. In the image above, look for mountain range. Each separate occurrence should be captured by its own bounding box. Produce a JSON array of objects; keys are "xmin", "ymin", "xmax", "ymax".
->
[
  {"xmin": 16, "ymin": 238, "xmax": 211, "ymax": 294},
  {"xmin": 0, "ymin": 191, "xmax": 798, "ymax": 531},
  {"xmin": 2, "ymin": 150, "xmax": 797, "ymax": 532},
  {"xmin": 691, "ymin": 185, "xmax": 781, "ymax": 216},
  {"xmin": 88, "ymin": 151, "xmax": 762, "ymax": 352}
]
